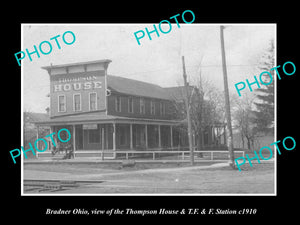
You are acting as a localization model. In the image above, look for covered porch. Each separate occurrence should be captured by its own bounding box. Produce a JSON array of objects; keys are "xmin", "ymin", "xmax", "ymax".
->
[
  {"xmin": 34, "ymin": 112, "xmax": 228, "ymax": 159},
  {"xmin": 35, "ymin": 112, "xmax": 183, "ymax": 159}
]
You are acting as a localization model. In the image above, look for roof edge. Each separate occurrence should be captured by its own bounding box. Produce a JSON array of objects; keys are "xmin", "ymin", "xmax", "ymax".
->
[{"xmin": 41, "ymin": 59, "xmax": 112, "ymax": 70}]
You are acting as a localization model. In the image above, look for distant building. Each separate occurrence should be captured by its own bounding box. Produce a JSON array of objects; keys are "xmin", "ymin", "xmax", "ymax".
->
[
  {"xmin": 23, "ymin": 112, "xmax": 49, "ymax": 156},
  {"xmin": 34, "ymin": 59, "xmax": 226, "ymax": 158}
]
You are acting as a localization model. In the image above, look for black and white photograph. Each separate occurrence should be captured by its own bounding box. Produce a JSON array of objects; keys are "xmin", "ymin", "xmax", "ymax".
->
[
  {"xmin": 21, "ymin": 23, "xmax": 276, "ymax": 195},
  {"xmin": 3, "ymin": 4, "xmax": 299, "ymax": 221}
]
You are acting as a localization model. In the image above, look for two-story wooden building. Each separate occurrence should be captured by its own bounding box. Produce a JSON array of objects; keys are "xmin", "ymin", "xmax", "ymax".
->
[{"xmin": 35, "ymin": 59, "xmax": 226, "ymax": 158}]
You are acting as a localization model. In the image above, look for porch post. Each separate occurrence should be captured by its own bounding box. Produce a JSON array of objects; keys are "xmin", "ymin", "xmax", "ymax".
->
[
  {"xmin": 130, "ymin": 123, "xmax": 133, "ymax": 150},
  {"xmin": 113, "ymin": 123, "xmax": 116, "ymax": 151},
  {"xmin": 158, "ymin": 124, "xmax": 161, "ymax": 148},
  {"xmin": 72, "ymin": 124, "xmax": 76, "ymax": 158},
  {"xmin": 145, "ymin": 124, "xmax": 148, "ymax": 149},
  {"xmin": 170, "ymin": 125, "xmax": 173, "ymax": 149},
  {"xmin": 101, "ymin": 127, "xmax": 105, "ymax": 160},
  {"xmin": 49, "ymin": 126, "xmax": 53, "ymax": 151},
  {"xmin": 105, "ymin": 124, "xmax": 108, "ymax": 149},
  {"xmin": 36, "ymin": 125, "xmax": 39, "ymax": 158}
]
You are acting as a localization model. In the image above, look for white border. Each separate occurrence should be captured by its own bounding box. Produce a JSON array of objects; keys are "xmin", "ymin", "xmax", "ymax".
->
[
  {"xmin": 21, "ymin": 23, "xmax": 277, "ymax": 196},
  {"xmin": 274, "ymin": 25, "xmax": 277, "ymax": 196},
  {"xmin": 21, "ymin": 24, "xmax": 24, "ymax": 195}
]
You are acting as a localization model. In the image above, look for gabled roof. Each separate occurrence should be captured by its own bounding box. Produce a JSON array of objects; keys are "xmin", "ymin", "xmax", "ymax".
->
[
  {"xmin": 107, "ymin": 75, "xmax": 172, "ymax": 100},
  {"xmin": 164, "ymin": 86, "xmax": 195, "ymax": 101},
  {"xmin": 107, "ymin": 75, "xmax": 199, "ymax": 101}
]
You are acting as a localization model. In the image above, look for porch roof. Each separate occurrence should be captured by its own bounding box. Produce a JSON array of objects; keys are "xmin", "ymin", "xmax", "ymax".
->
[{"xmin": 34, "ymin": 111, "xmax": 182, "ymax": 126}]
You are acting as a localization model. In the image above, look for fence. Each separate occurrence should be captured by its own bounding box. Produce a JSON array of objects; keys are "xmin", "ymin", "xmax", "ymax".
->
[
  {"xmin": 36, "ymin": 147, "xmax": 244, "ymax": 161},
  {"xmin": 112, "ymin": 150, "xmax": 244, "ymax": 161},
  {"xmin": 72, "ymin": 149, "xmax": 245, "ymax": 161}
]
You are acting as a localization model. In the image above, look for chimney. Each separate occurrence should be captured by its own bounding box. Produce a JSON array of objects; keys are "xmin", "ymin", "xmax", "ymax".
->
[{"xmin": 45, "ymin": 107, "xmax": 50, "ymax": 115}]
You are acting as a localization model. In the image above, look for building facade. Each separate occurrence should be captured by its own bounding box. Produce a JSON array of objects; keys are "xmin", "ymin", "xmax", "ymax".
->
[{"xmin": 35, "ymin": 59, "xmax": 226, "ymax": 158}]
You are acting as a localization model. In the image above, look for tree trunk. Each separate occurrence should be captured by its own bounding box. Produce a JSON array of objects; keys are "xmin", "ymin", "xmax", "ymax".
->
[
  {"xmin": 196, "ymin": 136, "xmax": 203, "ymax": 158},
  {"xmin": 241, "ymin": 132, "xmax": 245, "ymax": 149},
  {"xmin": 251, "ymin": 138, "xmax": 255, "ymax": 150},
  {"xmin": 246, "ymin": 137, "xmax": 251, "ymax": 150}
]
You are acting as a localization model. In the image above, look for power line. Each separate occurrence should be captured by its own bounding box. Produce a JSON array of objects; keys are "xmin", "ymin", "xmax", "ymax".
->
[
  {"xmin": 24, "ymin": 63, "xmax": 260, "ymax": 90},
  {"xmin": 117, "ymin": 64, "xmax": 259, "ymax": 78},
  {"xmin": 187, "ymin": 64, "xmax": 260, "ymax": 68}
]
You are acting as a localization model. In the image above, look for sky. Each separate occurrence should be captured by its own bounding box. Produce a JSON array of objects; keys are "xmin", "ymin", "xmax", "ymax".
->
[{"xmin": 22, "ymin": 24, "xmax": 275, "ymax": 113}]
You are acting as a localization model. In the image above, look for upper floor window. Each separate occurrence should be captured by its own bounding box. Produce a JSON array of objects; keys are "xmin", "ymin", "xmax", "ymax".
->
[
  {"xmin": 150, "ymin": 100, "xmax": 155, "ymax": 115},
  {"xmin": 58, "ymin": 95, "xmax": 66, "ymax": 112},
  {"xmin": 89, "ymin": 92, "xmax": 97, "ymax": 111},
  {"xmin": 73, "ymin": 94, "xmax": 81, "ymax": 111},
  {"xmin": 128, "ymin": 97, "xmax": 134, "ymax": 113},
  {"xmin": 115, "ymin": 96, "xmax": 121, "ymax": 112},
  {"xmin": 160, "ymin": 102, "xmax": 165, "ymax": 115},
  {"xmin": 140, "ymin": 98, "xmax": 145, "ymax": 114}
]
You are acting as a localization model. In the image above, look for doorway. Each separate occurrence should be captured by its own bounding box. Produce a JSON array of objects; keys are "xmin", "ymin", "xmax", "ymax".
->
[{"xmin": 75, "ymin": 125, "xmax": 83, "ymax": 150}]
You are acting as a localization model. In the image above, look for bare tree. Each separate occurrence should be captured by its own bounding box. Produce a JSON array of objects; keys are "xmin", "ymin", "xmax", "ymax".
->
[
  {"xmin": 232, "ymin": 95, "xmax": 257, "ymax": 150},
  {"xmin": 171, "ymin": 70, "xmax": 225, "ymax": 152},
  {"xmin": 190, "ymin": 76, "xmax": 224, "ymax": 150}
]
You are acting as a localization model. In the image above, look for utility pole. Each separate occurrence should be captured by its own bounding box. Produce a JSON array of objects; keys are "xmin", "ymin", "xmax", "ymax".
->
[
  {"xmin": 182, "ymin": 56, "xmax": 194, "ymax": 166},
  {"xmin": 220, "ymin": 26, "xmax": 235, "ymax": 169}
]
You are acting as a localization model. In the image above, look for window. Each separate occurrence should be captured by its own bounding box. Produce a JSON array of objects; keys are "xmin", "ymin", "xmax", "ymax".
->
[
  {"xmin": 89, "ymin": 92, "xmax": 97, "ymax": 111},
  {"xmin": 150, "ymin": 100, "xmax": 155, "ymax": 115},
  {"xmin": 160, "ymin": 102, "xmax": 165, "ymax": 115},
  {"xmin": 128, "ymin": 97, "xmax": 134, "ymax": 113},
  {"xmin": 58, "ymin": 95, "xmax": 66, "ymax": 112},
  {"xmin": 88, "ymin": 129, "xmax": 100, "ymax": 143},
  {"xmin": 73, "ymin": 94, "xmax": 81, "ymax": 111},
  {"xmin": 115, "ymin": 96, "xmax": 121, "ymax": 112},
  {"xmin": 140, "ymin": 98, "xmax": 145, "ymax": 114}
]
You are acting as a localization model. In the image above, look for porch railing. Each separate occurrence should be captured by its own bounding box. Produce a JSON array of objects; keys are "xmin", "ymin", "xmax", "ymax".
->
[
  {"xmin": 36, "ymin": 147, "xmax": 244, "ymax": 161},
  {"xmin": 110, "ymin": 150, "xmax": 245, "ymax": 161}
]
